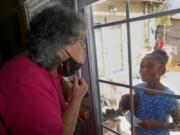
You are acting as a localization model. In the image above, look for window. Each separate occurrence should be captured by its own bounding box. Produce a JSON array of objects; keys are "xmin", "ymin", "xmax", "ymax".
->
[
  {"xmin": 22, "ymin": 0, "xmax": 51, "ymax": 23},
  {"xmin": 85, "ymin": 0, "xmax": 180, "ymax": 135}
]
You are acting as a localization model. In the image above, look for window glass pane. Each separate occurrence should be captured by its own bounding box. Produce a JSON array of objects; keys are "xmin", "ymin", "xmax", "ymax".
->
[
  {"xmin": 99, "ymin": 83, "xmax": 132, "ymax": 135},
  {"xmin": 94, "ymin": 24, "xmax": 129, "ymax": 84},
  {"xmin": 92, "ymin": 0, "xmax": 126, "ymax": 25},
  {"xmin": 25, "ymin": 0, "xmax": 51, "ymax": 19},
  {"xmin": 129, "ymin": 0, "xmax": 180, "ymax": 18},
  {"xmin": 100, "ymin": 82, "xmax": 180, "ymax": 135},
  {"xmin": 88, "ymin": 1, "xmax": 180, "ymax": 135},
  {"xmin": 130, "ymin": 17, "xmax": 180, "ymax": 96}
]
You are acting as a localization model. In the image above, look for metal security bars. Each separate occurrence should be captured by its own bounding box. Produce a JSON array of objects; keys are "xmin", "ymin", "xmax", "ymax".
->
[{"xmin": 84, "ymin": 0, "xmax": 180, "ymax": 135}]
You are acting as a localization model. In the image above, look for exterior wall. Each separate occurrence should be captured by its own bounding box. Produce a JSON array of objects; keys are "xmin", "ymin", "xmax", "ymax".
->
[
  {"xmin": 171, "ymin": 19, "xmax": 180, "ymax": 25},
  {"xmin": 93, "ymin": 0, "xmax": 145, "ymax": 71},
  {"xmin": 167, "ymin": 25, "xmax": 180, "ymax": 64}
]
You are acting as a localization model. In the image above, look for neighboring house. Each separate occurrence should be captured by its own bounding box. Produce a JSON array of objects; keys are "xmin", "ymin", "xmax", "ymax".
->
[
  {"xmin": 156, "ymin": 14, "xmax": 180, "ymax": 65},
  {"xmin": 171, "ymin": 14, "xmax": 180, "ymax": 25}
]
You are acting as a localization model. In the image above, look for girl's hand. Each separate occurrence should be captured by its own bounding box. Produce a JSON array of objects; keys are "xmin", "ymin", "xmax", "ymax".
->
[{"xmin": 138, "ymin": 119, "xmax": 164, "ymax": 129}]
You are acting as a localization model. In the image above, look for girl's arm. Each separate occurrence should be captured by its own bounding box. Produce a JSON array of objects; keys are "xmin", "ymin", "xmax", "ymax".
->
[
  {"xmin": 138, "ymin": 104, "xmax": 180, "ymax": 130},
  {"xmin": 167, "ymin": 104, "xmax": 180, "ymax": 131}
]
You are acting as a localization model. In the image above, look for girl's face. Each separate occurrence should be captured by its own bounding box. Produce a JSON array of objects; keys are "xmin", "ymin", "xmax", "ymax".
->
[{"xmin": 139, "ymin": 56, "xmax": 165, "ymax": 83}]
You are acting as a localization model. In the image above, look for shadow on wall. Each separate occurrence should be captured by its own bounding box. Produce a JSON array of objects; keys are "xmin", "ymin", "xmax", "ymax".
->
[{"xmin": 0, "ymin": 13, "xmax": 23, "ymax": 66}]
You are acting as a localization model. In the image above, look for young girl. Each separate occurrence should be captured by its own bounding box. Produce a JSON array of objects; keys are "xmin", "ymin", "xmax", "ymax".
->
[{"xmin": 117, "ymin": 49, "xmax": 180, "ymax": 135}]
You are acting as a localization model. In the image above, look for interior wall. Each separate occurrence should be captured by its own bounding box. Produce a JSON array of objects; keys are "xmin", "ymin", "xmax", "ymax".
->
[{"xmin": 0, "ymin": 0, "xmax": 27, "ymax": 66}]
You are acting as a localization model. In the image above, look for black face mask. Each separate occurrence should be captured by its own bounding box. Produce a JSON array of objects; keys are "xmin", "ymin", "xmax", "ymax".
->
[{"xmin": 62, "ymin": 51, "xmax": 82, "ymax": 77}]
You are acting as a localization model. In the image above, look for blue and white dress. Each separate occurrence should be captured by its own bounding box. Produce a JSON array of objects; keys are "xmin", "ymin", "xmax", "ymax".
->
[{"xmin": 135, "ymin": 83, "xmax": 179, "ymax": 135}]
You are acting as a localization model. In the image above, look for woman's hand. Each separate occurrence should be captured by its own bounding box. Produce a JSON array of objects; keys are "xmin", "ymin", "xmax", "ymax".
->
[
  {"xmin": 71, "ymin": 75, "xmax": 88, "ymax": 103},
  {"xmin": 138, "ymin": 119, "xmax": 165, "ymax": 130}
]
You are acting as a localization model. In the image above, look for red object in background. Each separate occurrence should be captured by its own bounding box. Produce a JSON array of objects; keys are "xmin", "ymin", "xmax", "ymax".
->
[{"xmin": 159, "ymin": 39, "xmax": 165, "ymax": 48}]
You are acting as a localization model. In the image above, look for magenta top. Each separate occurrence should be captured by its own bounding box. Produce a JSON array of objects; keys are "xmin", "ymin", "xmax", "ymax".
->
[{"xmin": 0, "ymin": 55, "xmax": 66, "ymax": 135}]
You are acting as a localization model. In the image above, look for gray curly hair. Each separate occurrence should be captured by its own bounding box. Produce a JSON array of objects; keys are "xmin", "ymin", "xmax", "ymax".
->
[{"xmin": 27, "ymin": 5, "xmax": 85, "ymax": 69}]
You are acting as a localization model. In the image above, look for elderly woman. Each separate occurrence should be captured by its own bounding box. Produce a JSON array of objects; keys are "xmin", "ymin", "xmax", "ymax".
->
[{"xmin": 0, "ymin": 5, "xmax": 88, "ymax": 135}]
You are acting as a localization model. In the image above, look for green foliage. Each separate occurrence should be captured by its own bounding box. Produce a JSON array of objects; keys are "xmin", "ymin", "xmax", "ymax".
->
[{"xmin": 155, "ymin": 1, "xmax": 171, "ymax": 26}]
